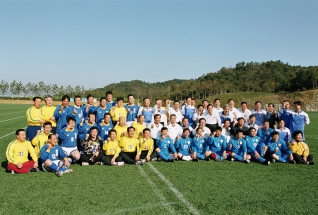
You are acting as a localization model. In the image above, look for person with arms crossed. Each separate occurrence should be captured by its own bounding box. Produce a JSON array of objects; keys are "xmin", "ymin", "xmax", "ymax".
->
[
  {"xmin": 40, "ymin": 134, "xmax": 72, "ymax": 177},
  {"xmin": 26, "ymin": 96, "xmax": 42, "ymax": 141},
  {"xmin": 6, "ymin": 129, "xmax": 39, "ymax": 174}
]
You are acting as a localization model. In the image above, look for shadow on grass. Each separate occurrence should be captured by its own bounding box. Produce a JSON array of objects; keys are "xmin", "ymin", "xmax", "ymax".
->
[{"xmin": 1, "ymin": 160, "xmax": 9, "ymax": 173}]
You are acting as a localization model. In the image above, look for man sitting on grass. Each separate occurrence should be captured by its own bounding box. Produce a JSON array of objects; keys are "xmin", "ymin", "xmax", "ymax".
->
[
  {"xmin": 191, "ymin": 127, "xmax": 209, "ymax": 162},
  {"xmin": 268, "ymin": 131, "xmax": 295, "ymax": 164},
  {"xmin": 6, "ymin": 129, "xmax": 39, "ymax": 174},
  {"xmin": 119, "ymin": 127, "xmax": 143, "ymax": 165},
  {"xmin": 289, "ymin": 130, "xmax": 314, "ymax": 165},
  {"xmin": 80, "ymin": 127, "xmax": 103, "ymax": 166},
  {"xmin": 155, "ymin": 127, "xmax": 177, "ymax": 162},
  {"xmin": 101, "ymin": 130, "xmax": 124, "ymax": 166},
  {"xmin": 206, "ymin": 126, "xmax": 228, "ymax": 161},
  {"xmin": 228, "ymin": 129, "xmax": 250, "ymax": 163},
  {"xmin": 174, "ymin": 128, "xmax": 193, "ymax": 161},
  {"xmin": 40, "ymin": 134, "xmax": 73, "ymax": 177},
  {"xmin": 138, "ymin": 128, "xmax": 157, "ymax": 162}
]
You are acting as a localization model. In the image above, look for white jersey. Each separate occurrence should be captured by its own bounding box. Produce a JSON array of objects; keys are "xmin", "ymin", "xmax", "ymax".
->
[
  {"xmin": 192, "ymin": 126, "xmax": 211, "ymax": 139},
  {"xmin": 213, "ymin": 107, "xmax": 223, "ymax": 114},
  {"xmin": 147, "ymin": 123, "xmax": 163, "ymax": 139},
  {"xmin": 153, "ymin": 106, "xmax": 168, "ymax": 125},
  {"xmin": 244, "ymin": 122, "xmax": 259, "ymax": 131},
  {"xmin": 166, "ymin": 104, "xmax": 184, "ymax": 123},
  {"xmin": 221, "ymin": 127, "xmax": 232, "ymax": 144},
  {"xmin": 237, "ymin": 108, "xmax": 252, "ymax": 122},
  {"xmin": 166, "ymin": 123, "xmax": 183, "ymax": 142},
  {"xmin": 229, "ymin": 107, "xmax": 242, "ymax": 121},
  {"xmin": 203, "ymin": 111, "xmax": 221, "ymax": 126},
  {"xmin": 275, "ymin": 127, "xmax": 292, "ymax": 143},
  {"xmin": 192, "ymin": 112, "xmax": 205, "ymax": 125}
]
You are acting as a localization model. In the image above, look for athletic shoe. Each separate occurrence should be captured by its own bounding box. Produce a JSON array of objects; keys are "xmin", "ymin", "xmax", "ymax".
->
[
  {"xmin": 215, "ymin": 158, "xmax": 221, "ymax": 162},
  {"xmin": 192, "ymin": 158, "xmax": 199, "ymax": 162},
  {"xmin": 11, "ymin": 170, "xmax": 15, "ymax": 175},
  {"xmin": 116, "ymin": 162, "xmax": 125, "ymax": 166},
  {"xmin": 141, "ymin": 159, "xmax": 146, "ymax": 164},
  {"xmin": 55, "ymin": 171, "xmax": 63, "ymax": 177},
  {"xmin": 151, "ymin": 157, "xmax": 157, "ymax": 161},
  {"xmin": 167, "ymin": 159, "xmax": 175, "ymax": 163},
  {"xmin": 64, "ymin": 169, "xmax": 73, "ymax": 174},
  {"xmin": 29, "ymin": 168, "xmax": 39, "ymax": 172},
  {"xmin": 272, "ymin": 159, "xmax": 276, "ymax": 163},
  {"xmin": 81, "ymin": 162, "xmax": 89, "ymax": 166},
  {"xmin": 245, "ymin": 159, "xmax": 250, "ymax": 164},
  {"xmin": 288, "ymin": 160, "xmax": 296, "ymax": 164},
  {"xmin": 231, "ymin": 158, "xmax": 235, "ymax": 162},
  {"xmin": 309, "ymin": 161, "xmax": 315, "ymax": 165},
  {"xmin": 95, "ymin": 162, "xmax": 102, "ymax": 165},
  {"xmin": 206, "ymin": 157, "xmax": 210, "ymax": 161},
  {"xmin": 135, "ymin": 160, "xmax": 143, "ymax": 165},
  {"xmin": 157, "ymin": 157, "xmax": 163, "ymax": 162},
  {"xmin": 266, "ymin": 160, "xmax": 270, "ymax": 165}
]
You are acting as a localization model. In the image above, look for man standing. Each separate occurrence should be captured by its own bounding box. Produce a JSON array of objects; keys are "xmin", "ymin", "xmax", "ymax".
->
[
  {"xmin": 182, "ymin": 97, "xmax": 196, "ymax": 127},
  {"xmin": 238, "ymin": 102, "xmax": 251, "ymax": 122},
  {"xmin": 166, "ymin": 100, "xmax": 183, "ymax": 125},
  {"xmin": 251, "ymin": 101, "xmax": 266, "ymax": 127},
  {"xmin": 26, "ymin": 96, "xmax": 42, "ymax": 141},
  {"xmin": 6, "ymin": 129, "xmax": 39, "ymax": 174},
  {"xmin": 125, "ymin": 94, "xmax": 139, "ymax": 127},
  {"xmin": 40, "ymin": 95, "xmax": 57, "ymax": 134},
  {"xmin": 137, "ymin": 98, "xmax": 154, "ymax": 127},
  {"xmin": 53, "ymin": 95, "xmax": 73, "ymax": 135},
  {"xmin": 203, "ymin": 104, "xmax": 221, "ymax": 133}
]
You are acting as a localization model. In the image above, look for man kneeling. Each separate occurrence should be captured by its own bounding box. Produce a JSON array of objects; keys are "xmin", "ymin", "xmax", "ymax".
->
[{"xmin": 40, "ymin": 134, "xmax": 73, "ymax": 177}]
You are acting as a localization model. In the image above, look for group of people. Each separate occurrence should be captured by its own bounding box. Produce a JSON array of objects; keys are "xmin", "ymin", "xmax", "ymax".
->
[{"xmin": 5, "ymin": 91, "xmax": 314, "ymax": 177}]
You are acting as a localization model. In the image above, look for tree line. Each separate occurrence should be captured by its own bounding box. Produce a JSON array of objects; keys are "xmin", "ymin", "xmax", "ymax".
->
[{"xmin": 1, "ymin": 60, "xmax": 317, "ymax": 101}]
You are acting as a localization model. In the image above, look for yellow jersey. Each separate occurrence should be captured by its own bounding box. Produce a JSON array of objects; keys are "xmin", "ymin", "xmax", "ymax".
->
[
  {"xmin": 110, "ymin": 106, "xmax": 127, "ymax": 121},
  {"xmin": 31, "ymin": 132, "xmax": 51, "ymax": 158},
  {"xmin": 120, "ymin": 136, "xmax": 139, "ymax": 153},
  {"xmin": 26, "ymin": 106, "xmax": 41, "ymax": 126},
  {"xmin": 40, "ymin": 105, "xmax": 57, "ymax": 127},
  {"xmin": 102, "ymin": 139, "xmax": 121, "ymax": 157},
  {"xmin": 289, "ymin": 141, "xmax": 310, "ymax": 157},
  {"xmin": 6, "ymin": 140, "xmax": 37, "ymax": 164},
  {"xmin": 132, "ymin": 122, "xmax": 146, "ymax": 139},
  {"xmin": 138, "ymin": 138, "xmax": 154, "ymax": 156},
  {"xmin": 114, "ymin": 125, "xmax": 128, "ymax": 141}
]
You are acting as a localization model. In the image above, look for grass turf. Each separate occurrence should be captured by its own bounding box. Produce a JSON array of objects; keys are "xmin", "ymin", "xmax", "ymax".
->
[{"xmin": 0, "ymin": 103, "xmax": 317, "ymax": 215}]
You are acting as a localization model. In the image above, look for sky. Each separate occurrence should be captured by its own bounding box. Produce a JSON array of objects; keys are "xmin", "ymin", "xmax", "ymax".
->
[{"xmin": 0, "ymin": 0, "xmax": 317, "ymax": 89}]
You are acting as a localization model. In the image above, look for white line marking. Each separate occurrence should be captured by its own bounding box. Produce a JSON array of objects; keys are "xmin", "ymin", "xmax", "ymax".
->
[
  {"xmin": 147, "ymin": 163, "xmax": 200, "ymax": 215},
  {"xmin": 0, "ymin": 116, "xmax": 25, "ymax": 123},
  {"xmin": 101, "ymin": 202, "xmax": 178, "ymax": 215},
  {"xmin": 0, "ymin": 111, "xmax": 24, "ymax": 116},
  {"xmin": 137, "ymin": 166, "xmax": 176, "ymax": 214},
  {"xmin": 0, "ymin": 127, "xmax": 27, "ymax": 139}
]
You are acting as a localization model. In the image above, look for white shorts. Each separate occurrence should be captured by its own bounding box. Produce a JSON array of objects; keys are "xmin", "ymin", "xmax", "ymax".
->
[
  {"xmin": 42, "ymin": 160, "xmax": 60, "ymax": 172},
  {"xmin": 62, "ymin": 146, "xmax": 78, "ymax": 157}
]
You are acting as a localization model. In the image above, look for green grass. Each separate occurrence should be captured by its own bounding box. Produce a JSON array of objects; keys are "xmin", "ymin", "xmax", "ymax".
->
[{"xmin": 0, "ymin": 103, "xmax": 317, "ymax": 215}]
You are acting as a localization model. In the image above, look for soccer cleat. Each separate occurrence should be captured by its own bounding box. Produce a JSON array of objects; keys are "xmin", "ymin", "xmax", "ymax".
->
[
  {"xmin": 215, "ymin": 158, "xmax": 221, "ymax": 162},
  {"xmin": 157, "ymin": 157, "xmax": 163, "ymax": 162},
  {"xmin": 309, "ymin": 161, "xmax": 315, "ymax": 165},
  {"xmin": 81, "ymin": 162, "xmax": 89, "ymax": 166},
  {"xmin": 231, "ymin": 158, "xmax": 235, "ymax": 162},
  {"xmin": 266, "ymin": 160, "xmax": 270, "ymax": 165},
  {"xmin": 117, "ymin": 162, "xmax": 125, "ymax": 166},
  {"xmin": 288, "ymin": 160, "xmax": 296, "ymax": 164},
  {"xmin": 151, "ymin": 157, "xmax": 157, "ymax": 161},
  {"xmin": 11, "ymin": 170, "xmax": 15, "ymax": 175},
  {"xmin": 192, "ymin": 158, "xmax": 199, "ymax": 162},
  {"xmin": 95, "ymin": 162, "xmax": 102, "ymax": 165},
  {"xmin": 135, "ymin": 160, "xmax": 143, "ymax": 165},
  {"xmin": 55, "ymin": 171, "xmax": 63, "ymax": 177},
  {"xmin": 206, "ymin": 157, "xmax": 210, "ymax": 161},
  {"xmin": 141, "ymin": 159, "xmax": 146, "ymax": 164},
  {"xmin": 64, "ymin": 169, "xmax": 73, "ymax": 174},
  {"xmin": 271, "ymin": 159, "xmax": 276, "ymax": 163},
  {"xmin": 245, "ymin": 159, "xmax": 250, "ymax": 164},
  {"xmin": 29, "ymin": 168, "xmax": 39, "ymax": 172},
  {"xmin": 167, "ymin": 159, "xmax": 175, "ymax": 162}
]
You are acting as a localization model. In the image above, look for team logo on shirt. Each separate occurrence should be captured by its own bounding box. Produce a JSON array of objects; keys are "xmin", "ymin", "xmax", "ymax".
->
[
  {"xmin": 278, "ymin": 144, "xmax": 281, "ymax": 147},
  {"xmin": 256, "ymin": 139, "xmax": 258, "ymax": 142},
  {"xmin": 167, "ymin": 141, "xmax": 170, "ymax": 143},
  {"xmin": 128, "ymin": 145, "xmax": 132, "ymax": 149},
  {"xmin": 220, "ymin": 140, "xmax": 223, "ymax": 143}
]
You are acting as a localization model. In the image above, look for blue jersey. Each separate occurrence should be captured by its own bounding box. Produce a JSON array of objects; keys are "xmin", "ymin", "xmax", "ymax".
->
[
  {"xmin": 97, "ymin": 123, "xmax": 113, "ymax": 142},
  {"xmin": 58, "ymin": 128, "xmax": 78, "ymax": 148},
  {"xmin": 289, "ymin": 111, "xmax": 310, "ymax": 137},
  {"xmin": 79, "ymin": 123, "xmax": 97, "ymax": 141},
  {"xmin": 70, "ymin": 106, "xmax": 84, "ymax": 128},
  {"xmin": 275, "ymin": 127, "xmax": 291, "ymax": 144},
  {"xmin": 278, "ymin": 108, "xmax": 292, "ymax": 128},
  {"xmin": 156, "ymin": 136, "xmax": 176, "ymax": 153},
  {"xmin": 139, "ymin": 107, "xmax": 154, "ymax": 124},
  {"xmin": 207, "ymin": 135, "xmax": 227, "ymax": 152},
  {"xmin": 191, "ymin": 136, "xmax": 206, "ymax": 153},
  {"xmin": 245, "ymin": 135, "xmax": 262, "ymax": 154},
  {"xmin": 106, "ymin": 101, "xmax": 116, "ymax": 112},
  {"xmin": 268, "ymin": 138, "xmax": 291, "ymax": 156},
  {"xmin": 125, "ymin": 104, "xmax": 139, "ymax": 122},
  {"xmin": 174, "ymin": 137, "xmax": 192, "ymax": 156},
  {"xmin": 257, "ymin": 128, "xmax": 273, "ymax": 145},
  {"xmin": 40, "ymin": 144, "xmax": 67, "ymax": 163},
  {"xmin": 251, "ymin": 109, "xmax": 266, "ymax": 126},
  {"xmin": 229, "ymin": 137, "xmax": 247, "ymax": 154},
  {"xmin": 82, "ymin": 104, "xmax": 97, "ymax": 121},
  {"xmin": 182, "ymin": 105, "xmax": 195, "ymax": 126},
  {"xmin": 95, "ymin": 107, "xmax": 109, "ymax": 124},
  {"xmin": 54, "ymin": 105, "xmax": 73, "ymax": 134}
]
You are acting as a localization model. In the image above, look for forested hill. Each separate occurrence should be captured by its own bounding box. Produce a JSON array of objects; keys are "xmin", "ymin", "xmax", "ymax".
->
[{"xmin": 89, "ymin": 60, "xmax": 318, "ymax": 101}]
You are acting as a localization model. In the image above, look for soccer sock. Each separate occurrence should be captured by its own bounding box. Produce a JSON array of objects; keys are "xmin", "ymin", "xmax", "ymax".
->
[
  {"xmin": 49, "ymin": 163, "xmax": 59, "ymax": 171},
  {"xmin": 233, "ymin": 154, "xmax": 243, "ymax": 161},
  {"xmin": 210, "ymin": 153, "xmax": 217, "ymax": 160},
  {"xmin": 59, "ymin": 165, "xmax": 68, "ymax": 172}
]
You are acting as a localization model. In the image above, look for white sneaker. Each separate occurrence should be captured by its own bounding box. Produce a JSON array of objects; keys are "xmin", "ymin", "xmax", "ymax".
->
[
  {"xmin": 141, "ymin": 159, "xmax": 146, "ymax": 164},
  {"xmin": 64, "ymin": 169, "xmax": 73, "ymax": 174},
  {"xmin": 55, "ymin": 171, "xmax": 63, "ymax": 177},
  {"xmin": 151, "ymin": 157, "xmax": 157, "ymax": 161},
  {"xmin": 81, "ymin": 162, "xmax": 89, "ymax": 166},
  {"xmin": 231, "ymin": 158, "xmax": 235, "ymax": 162},
  {"xmin": 267, "ymin": 161, "xmax": 270, "ymax": 165},
  {"xmin": 245, "ymin": 159, "xmax": 250, "ymax": 164},
  {"xmin": 182, "ymin": 155, "xmax": 192, "ymax": 161},
  {"xmin": 11, "ymin": 170, "xmax": 15, "ymax": 175},
  {"xmin": 271, "ymin": 159, "xmax": 276, "ymax": 163},
  {"xmin": 135, "ymin": 160, "xmax": 143, "ymax": 165}
]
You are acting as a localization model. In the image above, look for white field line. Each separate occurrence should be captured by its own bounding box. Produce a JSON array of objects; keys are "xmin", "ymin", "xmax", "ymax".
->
[
  {"xmin": 0, "ymin": 116, "xmax": 25, "ymax": 123},
  {"xmin": 0, "ymin": 127, "xmax": 27, "ymax": 139},
  {"xmin": 137, "ymin": 166, "xmax": 176, "ymax": 214},
  {"xmin": 147, "ymin": 163, "xmax": 200, "ymax": 215},
  {"xmin": 0, "ymin": 111, "xmax": 24, "ymax": 116}
]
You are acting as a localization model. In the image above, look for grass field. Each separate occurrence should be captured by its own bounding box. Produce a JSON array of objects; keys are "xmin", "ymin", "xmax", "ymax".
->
[{"xmin": 0, "ymin": 103, "xmax": 317, "ymax": 215}]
